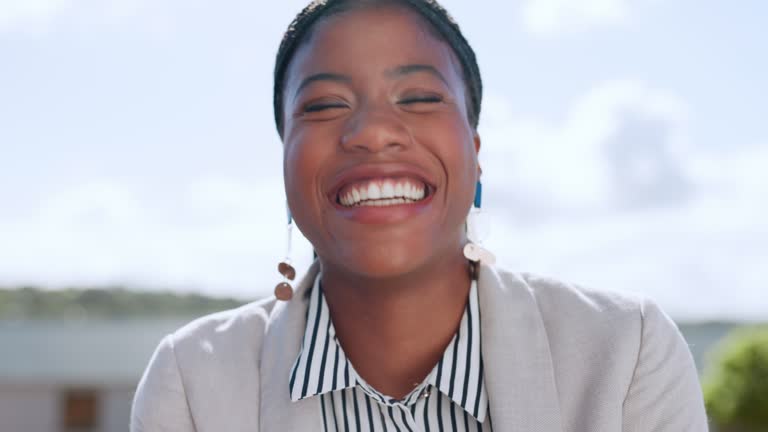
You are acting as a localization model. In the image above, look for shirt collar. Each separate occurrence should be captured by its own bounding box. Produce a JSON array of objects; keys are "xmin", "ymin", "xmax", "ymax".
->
[{"xmin": 288, "ymin": 273, "xmax": 489, "ymax": 422}]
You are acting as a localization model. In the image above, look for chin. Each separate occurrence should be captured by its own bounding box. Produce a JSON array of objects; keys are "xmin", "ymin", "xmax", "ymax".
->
[{"xmin": 333, "ymin": 241, "xmax": 434, "ymax": 279}]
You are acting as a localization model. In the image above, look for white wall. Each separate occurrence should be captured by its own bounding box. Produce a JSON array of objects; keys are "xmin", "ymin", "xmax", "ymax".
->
[
  {"xmin": 0, "ymin": 383, "xmax": 136, "ymax": 432},
  {"xmin": 0, "ymin": 386, "xmax": 59, "ymax": 432},
  {"xmin": 102, "ymin": 387, "xmax": 136, "ymax": 432}
]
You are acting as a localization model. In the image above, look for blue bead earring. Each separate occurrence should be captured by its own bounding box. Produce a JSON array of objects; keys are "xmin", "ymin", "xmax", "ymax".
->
[
  {"xmin": 274, "ymin": 207, "xmax": 296, "ymax": 301},
  {"xmin": 473, "ymin": 180, "xmax": 482, "ymax": 209}
]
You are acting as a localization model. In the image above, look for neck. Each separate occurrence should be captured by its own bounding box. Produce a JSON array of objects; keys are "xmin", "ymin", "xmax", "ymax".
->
[{"xmin": 320, "ymin": 250, "xmax": 472, "ymax": 399}]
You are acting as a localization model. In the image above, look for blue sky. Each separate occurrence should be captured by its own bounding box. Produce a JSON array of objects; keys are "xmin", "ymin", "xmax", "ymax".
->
[{"xmin": 1, "ymin": 0, "xmax": 766, "ymax": 320}]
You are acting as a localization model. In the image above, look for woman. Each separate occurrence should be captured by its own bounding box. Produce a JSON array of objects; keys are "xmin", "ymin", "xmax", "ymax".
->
[{"xmin": 131, "ymin": 1, "xmax": 708, "ymax": 431}]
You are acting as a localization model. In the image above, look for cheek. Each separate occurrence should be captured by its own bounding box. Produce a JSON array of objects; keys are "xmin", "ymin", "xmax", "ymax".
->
[
  {"xmin": 285, "ymin": 142, "xmax": 315, "ymax": 199},
  {"xmin": 433, "ymin": 122, "xmax": 478, "ymax": 217},
  {"xmin": 414, "ymin": 114, "xmax": 478, "ymax": 185},
  {"xmin": 283, "ymin": 128, "xmax": 335, "ymax": 221}
]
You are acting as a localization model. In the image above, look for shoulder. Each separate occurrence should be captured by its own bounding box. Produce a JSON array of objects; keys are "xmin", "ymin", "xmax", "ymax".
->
[
  {"xmin": 131, "ymin": 297, "xmax": 279, "ymax": 431},
  {"xmin": 167, "ymin": 296, "xmax": 278, "ymax": 363},
  {"xmin": 493, "ymin": 267, "xmax": 675, "ymax": 387},
  {"xmin": 510, "ymin": 270, "xmax": 689, "ymax": 363},
  {"xmin": 493, "ymin": 268, "xmax": 707, "ymax": 430},
  {"xmin": 513, "ymin": 269, "xmax": 644, "ymax": 316},
  {"xmin": 498, "ymin": 268, "xmax": 658, "ymax": 339},
  {"xmin": 501, "ymin": 268, "xmax": 687, "ymax": 360}
]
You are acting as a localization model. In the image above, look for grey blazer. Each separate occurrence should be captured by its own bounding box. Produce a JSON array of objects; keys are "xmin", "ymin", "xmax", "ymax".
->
[{"xmin": 130, "ymin": 261, "xmax": 709, "ymax": 431}]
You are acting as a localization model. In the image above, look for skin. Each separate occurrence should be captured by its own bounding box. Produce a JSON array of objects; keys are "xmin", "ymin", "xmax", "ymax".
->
[{"xmin": 281, "ymin": 4, "xmax": 482, "ymax": 399}]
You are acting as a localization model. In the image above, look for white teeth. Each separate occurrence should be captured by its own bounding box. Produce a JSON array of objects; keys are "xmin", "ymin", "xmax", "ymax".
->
[
  {"xmin": 394, "ymin": 183, "xmax": 404, "ymax": 197},
  {"xmin": 356, "ymin": 198, "xmax": 412, "ymax": 207},
  {"xmin": 339, "ymin": 178, "xmax": 428, "ymax": 207},
  {"xmin": 382, "ymin": 182, "xmax": 395, "ymax": 197},
  {"xmin": 367, "ymin": 183, "xmax": 381, "ymax": 200}
]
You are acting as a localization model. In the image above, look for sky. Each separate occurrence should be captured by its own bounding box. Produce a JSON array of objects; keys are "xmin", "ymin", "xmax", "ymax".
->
[{"xmin": 1, "ymin": 0, "xmax": 766, "ymax": 321}]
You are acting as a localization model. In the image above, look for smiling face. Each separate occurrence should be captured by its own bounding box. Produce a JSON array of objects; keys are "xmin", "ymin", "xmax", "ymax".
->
[{"xmin": 281, "ymin": 4, "xmax": 480, "ymax": 279}]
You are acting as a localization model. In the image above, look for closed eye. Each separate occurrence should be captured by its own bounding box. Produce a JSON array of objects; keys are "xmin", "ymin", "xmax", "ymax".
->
[
  {"xmin": 303, "ymin": 102, "xmax": 349, "ymax": 113},
  {"xmin": 398, "ymin": 95, "xmax": 443, "ymax": 105}
]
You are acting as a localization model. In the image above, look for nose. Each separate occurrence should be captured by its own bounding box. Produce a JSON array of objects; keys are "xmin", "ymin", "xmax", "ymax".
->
[{"xmin": 340, "ymin": 105, "xmax": 411, "ymax": 153}]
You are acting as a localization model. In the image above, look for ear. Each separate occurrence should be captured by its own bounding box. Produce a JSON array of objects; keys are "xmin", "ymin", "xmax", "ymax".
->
[{"xmin": 473, "ymin": 132, "xmax": 482, "ymax": 175}]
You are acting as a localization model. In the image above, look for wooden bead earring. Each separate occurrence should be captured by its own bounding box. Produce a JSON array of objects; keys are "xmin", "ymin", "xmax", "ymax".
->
[{"xmin": 274, "ymin": 208, "xmax": 296, "ymax": 301}]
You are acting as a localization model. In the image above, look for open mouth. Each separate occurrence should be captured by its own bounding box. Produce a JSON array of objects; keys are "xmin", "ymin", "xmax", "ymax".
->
[{"xmin": 336, "ymin": 176, "xmax": 431, "ymax": 208}]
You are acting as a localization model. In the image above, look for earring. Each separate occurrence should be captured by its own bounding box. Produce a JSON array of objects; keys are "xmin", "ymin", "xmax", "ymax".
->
[
  {"xmin": 464, "ymin": 180, "xmax": 496, "ymax": 268},
  {"xmin": 474, "ymin": 178, "xmax": 483, "ymax": 209},
  {"xmin": 274, "ymin": 207, "xmax": 296, "ymax": 301},
  {"xmin": 465, "ymin": 180, "xmax": 482, "ymax": 243}
]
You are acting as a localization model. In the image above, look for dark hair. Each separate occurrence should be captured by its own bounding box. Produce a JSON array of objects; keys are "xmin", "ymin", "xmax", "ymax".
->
[{"xmin": 273, "ymin": 0, "xmax": 483, "ymax": 137}]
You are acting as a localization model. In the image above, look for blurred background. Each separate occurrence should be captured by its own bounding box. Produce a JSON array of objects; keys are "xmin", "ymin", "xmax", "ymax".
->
[{"xmin": 1, "ymin": 0, "xmax": 766, "ymax": 431}]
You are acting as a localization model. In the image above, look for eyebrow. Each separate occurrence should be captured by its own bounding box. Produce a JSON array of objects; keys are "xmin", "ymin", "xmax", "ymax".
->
[
  {"xmin": 387, "ymin": 64, "xmax": 449, "ymax": 85},
  {"xmin": 293, "ymin": 73, "xmax": 351, "ymax": 101},
  {"xmin": 292, "ymin": 64, "xmax": 449, "ymax": 101}
]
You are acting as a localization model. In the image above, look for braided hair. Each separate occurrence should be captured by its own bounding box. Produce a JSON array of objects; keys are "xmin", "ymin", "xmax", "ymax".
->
[{"xmin": 273, "ymin": 0, "xmax": 483, "ymax": 137}]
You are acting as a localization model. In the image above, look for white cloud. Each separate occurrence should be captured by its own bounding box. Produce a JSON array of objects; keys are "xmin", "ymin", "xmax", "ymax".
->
[
  {"xmin": 686, "ymin": 144, "xmax": 768, "ymax": 200},
  {"xmin": 522, "ymin": 0, "xmax": 637, "ymax": 36},
  {"xmin": 480, "ymin": 80, "xmax": 689, "ymax": 220},
  {"xmin": 39, "ymin": 182, "xmax": 147, "ymax": 228},
  {"xmin": 477, "ymin": 81, "xmax": 768, "ymax": 320},
  {"xmin": 485, "ymin": 189, "xmax": 768, "ymax": 321},
  {"xmin": 0, "ymin": 0, "xmax": 188, "ymax": 37},
  {"xmin": 0, "ymin": 177, "xmax": 315, "ymax": 298},
  {"xmin": 0, "ymin": 0, "xmax": 72, "ymax": 33}
]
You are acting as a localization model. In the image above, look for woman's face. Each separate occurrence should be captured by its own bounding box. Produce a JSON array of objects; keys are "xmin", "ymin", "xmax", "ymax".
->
[{"xmin": 281, "ymin": 5, "xmax": 480, "ymax": 278}]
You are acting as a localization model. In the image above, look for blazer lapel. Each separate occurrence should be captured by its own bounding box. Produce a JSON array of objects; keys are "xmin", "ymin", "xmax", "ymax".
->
[
  {"xmin": 260, "ymin": 261, "xmax": 323, "ymax": 432},
  {"xmin": 259, "ymin": 260, "xmax": 564, "ymax": 431},
  {"xmin": 477, "ymin": 262, "xmax": 564, "ymax": 431}
]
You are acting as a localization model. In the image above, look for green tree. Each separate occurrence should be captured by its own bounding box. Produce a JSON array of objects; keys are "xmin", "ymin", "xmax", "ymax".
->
[
  {"xmin": 0, "ymin": 286, "xmax": 250, "ymax": 319},
  {"xmin": 702, "ymin": 325, "xmax": 768, "ymax": 432}
]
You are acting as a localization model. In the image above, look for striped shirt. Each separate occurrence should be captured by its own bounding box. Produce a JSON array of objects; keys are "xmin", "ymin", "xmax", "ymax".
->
[{"xmin": 289, "ymin": 274, "xmax": 492, "ymax": 432}]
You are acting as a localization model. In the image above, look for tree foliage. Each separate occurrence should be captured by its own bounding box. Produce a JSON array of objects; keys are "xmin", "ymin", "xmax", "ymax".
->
[
  {"xmin": 703, "ymin": 325, "xmax": 768, "ymax": 431},
  {"xmin": 0, "ymin": 286, "xmax": 251, "ymax": 319}
]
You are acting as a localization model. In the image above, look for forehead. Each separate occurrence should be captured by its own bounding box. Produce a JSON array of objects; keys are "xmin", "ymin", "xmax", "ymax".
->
[{"xmin": 285, "ymin": 5, "xmax": 463, "ymax": 90}]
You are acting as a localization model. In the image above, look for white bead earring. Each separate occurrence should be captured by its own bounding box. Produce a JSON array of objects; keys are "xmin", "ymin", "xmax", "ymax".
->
[{"xmin": 463, "ymin": 180, "xmax": 496, "ymax": 268}]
